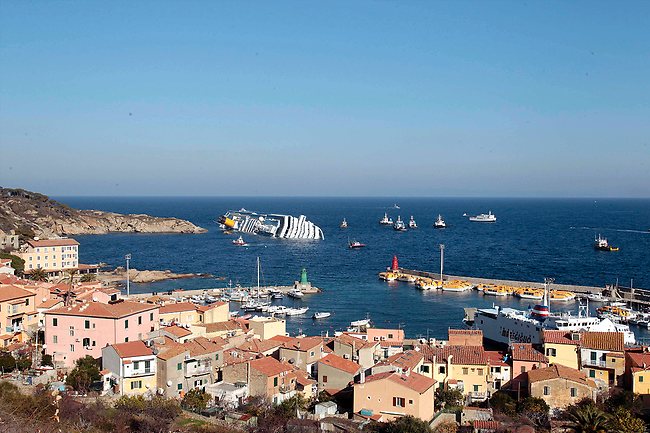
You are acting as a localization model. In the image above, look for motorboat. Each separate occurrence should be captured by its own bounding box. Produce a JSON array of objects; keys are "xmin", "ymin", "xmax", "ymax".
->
[
  {"xmin": 288, "ymin": 289, "xmax": 304, "ymax": 299},
  {"xmin": 350, "ymin": 318, "xmax": 371, "ymax": 327},
  {"xmin": 594, "ymin": 234, "xmax": 619, "ymax": 251},
  {"xmin": 378, "ymin": 271, "xmax": 398, "ymax": 281},
  {"xmin": 483, "ymin": 286, "xmax": 510, "ymax": 297},
  {"xmin": 415, "ymin": 278, "xmax": 439, "ymax": 290},
  {"xmin": 392, "ymin": 204, "xmax": 400, "ymax": 209},
  {"xmin": 434, "ymin": 214, "xmax": 446, "ymax": 228},
  {"xmin": 408, "ymin": 216, "xmax": 417, "ymax": 229},
  {"xmin": 286, "ymin": 307, "xmax": 309, "ymax": 316},
  {"xmin": 514, "ymin": 288, "xmax": 544, "ymax": 300},
  {"xmin": 271, "ymin": 292, "xmax": 284, "ymax": 300},
  {"xmin": 340, "ymin": 218, "xmax": 348, "ymax": 229},
  {"xmin": 393, "ymin": 216, "xmax": 407, "ymax": 231},
  {"xmin": 441, "ymin": 280, "xmax": 474, "ymax": 292},
  {"xmin": 379, "ymin": 213, "xmax": 393, "ymax": 225},
  {"xmin": 313, "ymin": 312, "xmax": 331, "ymax": 319},
  {"xmin": 550, "ymin": 290, "xmax": 576, "ymax": 302},
  {"xmin": 469, "ymin": 211, "xmax": 496, "ymax": 222},
  {"xmin": 232, "ymin": 236, "xmax": 248, "ymax": 246},
  {"xmin": 349, "ymin": 240, "xmax": 366, "ymax": 249},
  {"xmin": 586, "ymin": 292, "xmax": 607, "ymax": 302}
]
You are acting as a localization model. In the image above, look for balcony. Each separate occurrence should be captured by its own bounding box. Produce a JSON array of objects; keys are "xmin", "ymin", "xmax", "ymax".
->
[
  {"xmin": 279, "ymin": 384, "xmax": 294, "ymax": 394},
  {"xmin": 185, "ymin": 365, "xmax": 212, "ymax": 378},
  {"xmin": 583, "ymin": 359, "xmax": 607, "ymax": 368},
  {"xmin": 126, "ymin": 368, "xmax": 155, "ymax": 378},
  {"xmin": 469, "ymin": 392, "xmax": 488, "ymax": 402}
]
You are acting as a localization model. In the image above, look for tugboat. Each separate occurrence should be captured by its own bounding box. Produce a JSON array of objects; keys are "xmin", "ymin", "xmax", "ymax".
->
[
  {"xmin": 379, "ymin": 213, "xmax": 393, "ymax": 225},
  {"xmin": 340, "ymin": 218, "xmax": 348, "ymax": 229},
  {"xmin": 434, "ymin": 214, "xmax": 446, "ymax": 228},
  {"xmin": 594, "ymin": 234, "xmax": 619, "ymax": 251},
  {"xmin": 408, "ymin": 216, "xmax": 417, "ymax": 229},
  {"xmin": 393, "ymin": 216, "xmax": 407, "ymax": 231},
  {"xmin": 348, "ymin": 239, "xmax": 366, "ymax": 249},
  {"xmin": 232, "ymin": 236, "xmax": 248, "ymax": 246}
]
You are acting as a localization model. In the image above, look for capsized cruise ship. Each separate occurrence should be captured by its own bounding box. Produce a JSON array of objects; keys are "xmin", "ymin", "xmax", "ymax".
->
[
  {"xmin": 464, "ymin": 287, "xmax": 635, "ymax": 345},
  {"xmin": 218, "ymin": 209, "xmax": 324, "ymax": 240}
]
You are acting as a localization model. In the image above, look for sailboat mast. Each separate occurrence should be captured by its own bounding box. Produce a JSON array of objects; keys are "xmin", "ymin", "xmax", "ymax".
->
[{"xmin": 257, "ymin": 256, "xmax": 260, "ymax": 296}]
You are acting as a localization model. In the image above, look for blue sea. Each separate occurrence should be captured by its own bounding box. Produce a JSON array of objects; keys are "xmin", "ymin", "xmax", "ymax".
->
[{"xmin": 58, "ymin": 197, "xmax": 650, "ymax": 341}]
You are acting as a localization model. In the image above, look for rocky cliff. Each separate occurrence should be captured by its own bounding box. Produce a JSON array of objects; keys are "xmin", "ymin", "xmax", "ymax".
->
[{"xmin": 0, "ymin": 188, "xmax": 207, "ymax": 238}]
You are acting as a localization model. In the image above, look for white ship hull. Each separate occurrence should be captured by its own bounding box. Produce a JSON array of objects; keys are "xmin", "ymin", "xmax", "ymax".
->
[{"xmin": 220, "ymin": 209, "xmax": 324, "ymax": 240}]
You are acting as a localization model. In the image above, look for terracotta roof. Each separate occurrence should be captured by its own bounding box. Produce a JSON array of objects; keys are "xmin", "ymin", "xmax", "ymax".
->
[
  {"xmin": 236, "ymin": 338, "xmax": 283, "ymax": 354},
  {"xmin": 195, "ymin": 320, "xmax": 245, "ymax": 333},
  {"xmin": 527, "ymin": 364, "xmax": 596, "ymax": 387},
  {"xmin": 196, "ymin": 302, "xmax": 227, "ymax": 312},
  {"xmin": 0, "ymin": 285, "xmax": 35, "ymax": 302},
  {"xmin": 473, "ymin": 420, "xmax": 500, "ymax": 430},
  {"xmin": 27, "ymin": 238, "xmax": 79, "ymax": 247},
  {"xmin": 250, "ymin": 356, "xmax": 293, "ymax": 377},
  {"xmin": 110, "ymin": 340, "xmax": 153, "ymax": 358},
  {"xmin": 159, "ymin": 302, "xmax": 197, "ymax": 314},
  {"xmin": 155, "ymin": 340, "xmax": 188, "ymax": 361},
  {"xmin": 427, "ymin": 345, "xmax": 488, "ymax": 365},
  {"xmin": 163, "ymin": 325, "xmax": 192, "ymax": 338},
  {"xmin": 485, "ymin": 351, "xmax": 509, "ymax": 367},
  {"xmin": 511, "ymin": 343, "xmax": 548, "ymax": 363},
  {"xmin": 222, "ymin": 348, "xmax": 257, "ymax": 366},
  {"xmin": 363, "ymin": 371, "xmax": 436, "ymax": 394},
  {"xmin": 580, "ymin": 332, "xmax": 624, "ymax": 352},
  {"xmin": 184, "ymin": 337, "xmax": 223, "ymax": 357},
  {"xmin": 38, "ymin": 298, "xmax": 64, "ymax": 309},
  {"xmin": 336, "ymin": 333, "xmax": 378, "ymax": 350},
  {"xmin": 271, "ymin": 335, "xmax": 323, "ymax": 352},
  {"xmin": 377, "ymin": 350, "xmax": 423, "ymax": 371},
  {"xmin": 0, "ymin": 259, "xmax": 12, "ymax": 265},
  {"xmin": 626, "ymin": 352, "xmax": 650, "ymax": 369},
  {"xmin": 319, "ymin": 353, "xmax": 361, "ymax": 375},
  {"xmin": 542, "ymin": 330, "xmax": 580, "ymax": 346},
  {"xmin": 46, "ymin": 300, "xmax": 157, "ymax": 318}
]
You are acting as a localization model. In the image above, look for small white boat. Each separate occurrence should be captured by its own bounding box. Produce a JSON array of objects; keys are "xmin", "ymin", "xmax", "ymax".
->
[
  {"xmin": 340, "ymin": 218, "xmax": 348, "ymax": 229},
  {"xmin": 288, "ymin": 289, "xmax": 304, "ymax": 299},
  {"xmin": 350, "ymin": 318, "xmax": 371, "ymax": 327},
  {"xmin": 408, "ymin": 216, "xmax": 417, "ymax": 229},
  {"xmin": 434, "ymin": 214, "xmax": 446, "ymax": 228},
  {"xmin": 313, "ymin": 312, "xmax": 331, "ymax": 319},
  {"xmin": 272, "ymin": 292, "xmax": 284, "ymax": 300},
  {"xmin": 392, "ymin": 203, "xmax": 400, "ymax": 209},
  {"xmin": 286, "ymin": 307, "xmax": 309, "ymax": 316},
  {"xmin": 232, "ymin": 236, "xmax": 248, "ymax": 246},
  {"xmin": 586, "ymin": 293, "xmax": 607, "ymax": 302},
  {"xmin": 469, "ymin": 211, "xmax": 496, "ymax": 222},
  {"xmin": 379, "ymin": 213, "xmax": 393, "ymax": 225}
]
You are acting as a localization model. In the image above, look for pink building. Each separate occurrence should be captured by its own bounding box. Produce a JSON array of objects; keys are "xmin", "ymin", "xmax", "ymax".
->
[
  {"xmin": 44, "ymin": 300, "xmax": 159, "ymax": 368},
  {"xmin": 366, "ymin": 328, "xmax": 405, "ymax": 345}
]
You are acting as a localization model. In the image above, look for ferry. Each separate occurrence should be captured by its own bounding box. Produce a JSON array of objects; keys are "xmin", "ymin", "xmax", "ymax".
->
[
  {"xmin": 469, "ymin": 211, "xmax": 497, "ymax": 223},
  {"xmin": 393, "ymin": 216, "xmax": 407, "ymax": 231},
  {"xmin": 313, "ymin": 312, "xmax": 331, "ymax": 319},
  {"xmin": 348, "ymin": 240, "xmax": 366, "ymax": 249},
  {"xmin": 408, "ymin": 216, "xmax": 418, "ymax": 229},
  {"xmin": 434, "ymin": 214, "xmax": 446, "ymax": 228},
  {"xmin": 466, "ymin": 285, "xmax": 636, "ymax": 345},
  {"xmin": 219, "ymin": 209, "xmax": 324, "ymax": 240},
  {"xmin": 340, "ymin": 218, "xmax": 348, "ymax": 229},
  {"xmin": 379, "ymin": 213, "xmax": 393, "ymax": 225},
  {"xmin": 594, "ymin": 234, "xmax": 619, "ymax": 251},
  {"xmin": 232, "ymin": 236, "xmax": 248, "ymax": 246}
]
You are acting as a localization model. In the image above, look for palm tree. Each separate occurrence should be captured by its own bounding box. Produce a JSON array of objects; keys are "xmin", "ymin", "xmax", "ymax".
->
[
  {"xmin": 29, "ymin": 267, "xmax": 48, "ymax": 282},
  {"xmin": 80, "ymin": 273, "xmax": 96, "ymax": 282},
  {"xmin": 564, "ymin": 403, "xmax": 610, "ymax": 433},
  {"xmin": 62, "ymin": 269, "xmax": 78, "ymax": 306}
]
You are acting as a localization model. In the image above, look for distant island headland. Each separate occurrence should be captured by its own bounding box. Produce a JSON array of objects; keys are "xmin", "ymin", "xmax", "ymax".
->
[{"xmin": 0, "ymin": 187, "xmax": 207, "ymax": 238}]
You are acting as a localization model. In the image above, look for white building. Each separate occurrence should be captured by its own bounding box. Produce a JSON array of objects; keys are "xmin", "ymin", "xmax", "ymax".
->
[
  {"xmin": 18, "ymin": 238, "xmax": 79, "ymax": 277},
  {"xmin": 102, "ymin": 340, "xmax": 157, "ymax": 395},
  {"xmin": 0, "ymin": 259, "xmax": 15, "ymax": 275}
]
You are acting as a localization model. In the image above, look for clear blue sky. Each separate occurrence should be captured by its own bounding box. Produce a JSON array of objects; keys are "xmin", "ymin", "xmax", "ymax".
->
[{"xmin": 1, "ymin": 1, "xmax": 649, "ymax": 197}]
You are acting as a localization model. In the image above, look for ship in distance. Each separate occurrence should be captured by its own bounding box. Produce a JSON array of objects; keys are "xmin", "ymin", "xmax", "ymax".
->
[{"xmin": 219, "ymin": 208, "xmax": 324, "ymax": 240}]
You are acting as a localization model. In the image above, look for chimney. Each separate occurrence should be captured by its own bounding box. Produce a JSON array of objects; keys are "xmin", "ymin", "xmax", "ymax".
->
[{"xmin": 360, "ymin": 369, "xmax": 366, "ymax": 384}]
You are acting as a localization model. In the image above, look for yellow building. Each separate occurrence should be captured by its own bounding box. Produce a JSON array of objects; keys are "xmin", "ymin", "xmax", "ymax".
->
[
  {"xmin": 248, "ymin": 316, "xmax": 286, "ymax": 340},
  {"xmin": 353, "ymin": 371, "xmax": 436, "ymax": 422},
  {"xmin": 542, "ymin": 330, "xmax": 580, "ymax": 370},
  {"xmin": 18, "ymin": 238, "xmax": 79, "ymax": 276},
  {"xmin": 159, "ymin": 301, "xmax": 229, "ymax": 325},
  {"xmin": 625, "ymin": 351, "xmax": 650, "ymax": 396},
  {"xmin": 0, "ymin": 284, "xmax": 38, "ymax": 336},
  {"xmin": 102, "ymin": 341, "xmax": 157, "ymax": 396}
]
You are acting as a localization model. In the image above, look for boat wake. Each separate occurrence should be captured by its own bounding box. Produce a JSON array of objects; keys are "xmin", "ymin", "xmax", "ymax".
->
[{"xmin": 569, "ymin": 226, "xmax": 649, "ymax": 235}]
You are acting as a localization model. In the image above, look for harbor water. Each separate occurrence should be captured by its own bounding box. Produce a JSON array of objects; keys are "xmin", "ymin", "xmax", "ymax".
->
[{"xmin": 59, "ymin": 197, "xmax": 650, "ymax": 340}]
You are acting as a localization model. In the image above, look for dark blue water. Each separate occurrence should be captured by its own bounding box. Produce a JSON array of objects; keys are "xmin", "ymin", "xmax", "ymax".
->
[{"xmin": 58, "ymin": 197, "xmax": 650, "ymax": 339}]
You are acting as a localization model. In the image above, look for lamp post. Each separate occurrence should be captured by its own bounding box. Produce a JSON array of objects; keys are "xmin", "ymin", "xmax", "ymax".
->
[
  {"xmin": 125, "ymin": 254, "xmax": 132, "ymax": 297},
  {"xmin": 439, "ymin": 244, "xmax": 445, "ymax": 283}
]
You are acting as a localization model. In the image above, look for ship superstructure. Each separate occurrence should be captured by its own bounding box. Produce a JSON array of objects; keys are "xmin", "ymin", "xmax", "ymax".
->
[{"xmin": 219, "ymin": 209, "xmax": 324, "ymax": 240}]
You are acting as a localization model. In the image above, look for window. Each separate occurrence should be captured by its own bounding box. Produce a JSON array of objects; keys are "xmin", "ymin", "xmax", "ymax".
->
[
  {"xmin": 477, "ymin": 368, "xmax": 484, "ymax": 376},
  {"xmin": 70, "ymin": 344, "xmax": 75, "ymax": 352},
  {"xmin": 124, "ymin": 337, "xmax": 129, "ymax": 342},
  {"xmin": 570, "ymin": 388, "xmax": 577, "ymax": 397},
  {"xmin": 388, "ymin": 333, "xmax": 394, "ymax": 339},
  {"xmin": 521, "ymin": 366, "xmax": 526, "ymax": 373},
  {"xmin": 53, "ymin": 318, "xmax": 58, "ymax": 327},
  {"xmin": 473, "ymin": 385, "xmax": 480, "ymax": 392},
  {"xmin": 640, "ymin": 375, "xmax": 644, "ymax": 383},
  {"xmin": 138, "ymin": 316, "xmax": 142, "ymax": 325},
  {"xmin": 177, "ymin": 383, "xmax": 183, "ymax": 390},
  {"xmin": 124, "ymin": 320, "xmax": 129, "ymax": 329},
  {"xmin": 274, "ymin": 377, "xmax": 278, "ymax": 387},
  {"xmin": 84, "ymin": 320, "xmax": 90, "ymax": 329},
  {"xmin": 25, "ymin": 299, "xmax": 29, "ymax": 306},
  {"xmin": 589, "ymin": 370, "xmax": 596, "ymax": 378},
  {"xmin": 150, "ymin": 312, "xmax": 154, "ymax": 321},
  {"xmin": 215, "ymin": 354, "xmax": 219, "ymax": 361},
  {"xmin": 323, "ymin": 375, "xmax": 328, "ymax": 383},
  {"xmin": 393, "ymin": 397, "xmax": 405, "ymax": 407},
  {"xmin": 69, "ymin": 329, "xmax": 74, "ymax": 336},
  {"xmin": 53, "ymin": 335, "xmax": 58, "ymax": 344},
  {"xmin": 546, "ymin": 348, "xmax": 557, "ymax": 357},
  {"xmin": 420, "ymin": 365, "xmax": 430, "ymax": 374},
  {"xmin": 591, "ymin": 351, "xmax": 597, "ymax": 361},
  {"xmin": 144, "ymin": 360, "xmax": 151, "ymax": 372},
  {"xmin": 493, "ymin": 366, "xmax": 501, "ymax": 373},
  {"xmin": 543, "ymin": 386, "xmax": 549, "ymax": 396},
  {"xmin": 194, "ymin": 379, "xmax": 203, "ymax": 387},
  {"xmin": 134, "ymin": 361, "xmax": 140, "ymax": 370},
  {"xmin": 82, "ymin": 338, "xmax": 90, "ymax": 347},
  {"xmin": 439, "ymin": 366, "xmax": 446, "ymax": 374},
  {"xmin": 409, "ymin": 399, "xmax": 413, "ymax": 405},
  {"xmin": 462, "ymin": 368, "xmax": 468, "ymax": 375},
  {"xmin": 177, "ymin": 363, "xmax": 182, "ymax": 371},
  {"xmin": 130, "ymin": 381, "xmax": 142, "ymax": 390},
  {"xmin": 310, "ymin": 351, "xmax": 315, "ymax": 357}
]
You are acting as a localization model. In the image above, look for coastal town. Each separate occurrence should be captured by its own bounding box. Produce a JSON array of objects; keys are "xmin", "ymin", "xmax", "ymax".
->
[{"xmin": 0, "ymin": 231, "xmax": 649, "ymax": 432}]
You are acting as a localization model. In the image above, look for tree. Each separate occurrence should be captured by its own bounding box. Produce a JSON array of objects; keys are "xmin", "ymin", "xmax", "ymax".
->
[
  {"xmin": 114, "ymin": 395, "xmax": 181, "ymax": 433},
  {"xmin": 516, "ymin": 397, "xmax": 549, "ymax": 428},
  {"xmin": 489, "ymin": 391, "xmax": 516, "ymax": 416},
  {"xmin": 80, "ymin": 273, "xmax": 96, "ymax": 282},
  {"xmin": 41, "ymin": 354, "xmax": 53, "ymax": 367},
  {"xmin": 66, "ymin": 355, "xmax": 100, "ymax": 392},
  {"xmin": 562, "ymin": 402, "xmax": 610, "ymax": 433},
  {"xmin": 604, "ymin": 390, "xmax": 643, "ymax": 416},
  {"xmin": 275, "ymin": 394, "xmax": 308, "ymax": 419},
  {"xmin": 374, "ymin": 416, "xmax": 432, "ymax": 433},
  {"xmin": 434, "ymin": 388, "xmax": 464, "ymax": 410},
  {"xmin": 0, "ymin": 352, "xmax": 17, "ymax": 372},
  {"xmin": 181, "ymin": 388, "xmax": 212, "ymax": 412},
  {"xmin": 607, "ymin": 408, "xmax": 645, "ymax": 433},
  {"xmin": 0, "ymin": 253, "xmax": 24, "ymax": 275},
  {"xmin": 29, "ymin": 267, "xmax": 48, "ymax": 281}
]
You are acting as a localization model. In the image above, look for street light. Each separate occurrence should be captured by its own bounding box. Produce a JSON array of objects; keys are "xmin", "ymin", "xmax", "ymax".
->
[
  {"xmin": 125, "ymin": 254, "xmax": 132, "ymax": 297},
  {"xmin": 439, "ymin": 244, "xmax": 445, "ymax": 283}
]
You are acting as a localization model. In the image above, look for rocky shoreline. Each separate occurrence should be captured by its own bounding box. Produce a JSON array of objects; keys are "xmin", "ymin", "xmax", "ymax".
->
[
  {"xmin": 98, "ymin": 267, "xmax": 215, "ymax": 284},
  {"xmin": 0, "ymin": 187, "xmax": 207, "ymax": 238}
]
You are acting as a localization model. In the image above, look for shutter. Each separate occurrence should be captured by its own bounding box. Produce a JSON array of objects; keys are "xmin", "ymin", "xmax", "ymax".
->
[{"xmin": 392, "ymin": 397, "xmax": 396, "ymax": 406}]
